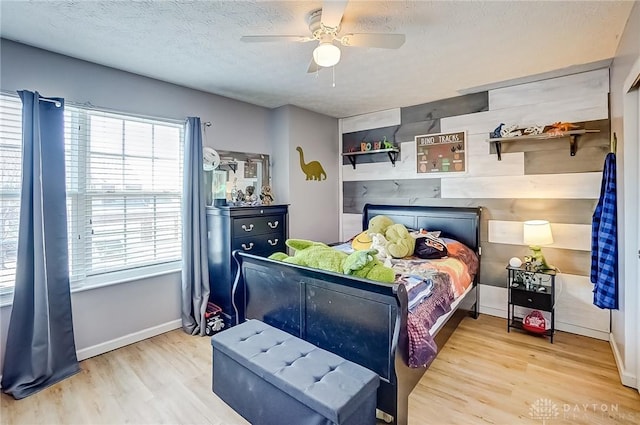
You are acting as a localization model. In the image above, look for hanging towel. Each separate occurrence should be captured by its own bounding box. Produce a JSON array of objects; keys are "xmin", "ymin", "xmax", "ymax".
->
[{"xmin": 590, "ymin": 152, "xmax": 618, "ymax": 309}]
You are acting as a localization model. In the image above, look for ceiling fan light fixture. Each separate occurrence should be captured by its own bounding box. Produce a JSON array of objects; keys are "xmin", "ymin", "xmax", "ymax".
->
[{"xmin": 313, "ymin": 42, "xmax": 341, "ymax": 67}]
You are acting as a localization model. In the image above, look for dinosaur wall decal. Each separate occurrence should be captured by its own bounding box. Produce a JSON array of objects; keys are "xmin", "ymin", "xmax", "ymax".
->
[{"xmin": 296, "ymin": 146, "xmax": 327, "ymax": 181}]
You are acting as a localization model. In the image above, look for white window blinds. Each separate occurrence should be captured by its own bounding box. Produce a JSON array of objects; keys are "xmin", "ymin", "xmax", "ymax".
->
[
  {"xmin": 0, "ymin": 95, "xmax": 22, "ymax": 292},
  {"xmin": 0, "ymin": 92, "xmax": 184, "ymax": 292},
  {"xmin": 65, "ymin": 108, "xmax": 184, "ymax": 283}
]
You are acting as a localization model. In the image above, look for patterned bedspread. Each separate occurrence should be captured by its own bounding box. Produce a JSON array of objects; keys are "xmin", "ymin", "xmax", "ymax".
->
[
  {"xmin": 391, "ymin": 238, "xmax": 479, "ymax": 368},
  {"xmin": 332, "ymin": 237, "xmax": 478, "ymax": 368}
]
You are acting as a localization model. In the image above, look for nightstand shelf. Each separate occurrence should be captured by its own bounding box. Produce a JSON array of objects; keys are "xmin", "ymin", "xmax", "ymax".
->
[{"xmin": 507, "ymin": 265, "xmax": 556, "ymax": 343}]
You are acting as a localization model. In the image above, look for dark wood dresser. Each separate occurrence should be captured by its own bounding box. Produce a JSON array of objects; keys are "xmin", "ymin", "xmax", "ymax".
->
[{"xmin": 206, "ymin": 204, "xmax": 288, "ymax": 325}]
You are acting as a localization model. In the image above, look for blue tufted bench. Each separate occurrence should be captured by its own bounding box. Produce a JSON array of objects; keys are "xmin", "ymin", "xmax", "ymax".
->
[{"xmin": 211, "ymin": 319, "xmax": 379, "ymax": 425}]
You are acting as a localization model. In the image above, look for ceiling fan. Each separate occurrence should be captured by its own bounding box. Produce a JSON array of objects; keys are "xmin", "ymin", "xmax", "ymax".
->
[{"xmin": 240, "ymin": 0, "xmax": 406, "ymax": 73}]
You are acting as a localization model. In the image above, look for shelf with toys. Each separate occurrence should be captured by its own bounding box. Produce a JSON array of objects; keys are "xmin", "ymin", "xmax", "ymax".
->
[
  {"xmin": 486, "ymin": 122, "xmax": 600, "ymax": 161},
  {"xmin": 342, "ymin": 136, "xmax": 399, "ymax": 169}
]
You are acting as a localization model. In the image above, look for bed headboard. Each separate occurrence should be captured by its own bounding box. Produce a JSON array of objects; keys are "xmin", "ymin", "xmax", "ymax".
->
[{"xmin": 362, "ymin": 204, "xmax": 482, "ymax": 253}]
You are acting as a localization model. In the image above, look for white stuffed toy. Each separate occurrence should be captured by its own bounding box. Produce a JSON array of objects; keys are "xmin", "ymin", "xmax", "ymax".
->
[{"xmin": 370, "ymin": 233, "xmax": 392, "ymax": 267}]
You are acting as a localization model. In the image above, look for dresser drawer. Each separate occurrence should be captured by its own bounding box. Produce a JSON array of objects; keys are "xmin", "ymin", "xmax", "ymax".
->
[
  {"xmin": 232, "ymin": 233, "xmax": 286, "ymax": 256},
  {"xmin": 233, "ymin": 215, "xmax": 284, "ymax": 236},
  {"xmin": 510, "ymin": 288, "xmax": 552, "ymax": 310}
]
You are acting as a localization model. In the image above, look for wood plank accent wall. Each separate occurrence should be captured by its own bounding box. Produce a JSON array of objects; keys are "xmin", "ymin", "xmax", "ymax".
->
[{"xmin": 339, "ymin": 69, "xmax": 611, "ymax": 338}]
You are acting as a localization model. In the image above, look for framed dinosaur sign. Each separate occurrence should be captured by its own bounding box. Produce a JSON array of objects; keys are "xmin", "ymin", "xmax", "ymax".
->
[{"xmin": 415, "ymin": 130, "xmax": 467, "ymax": 175}]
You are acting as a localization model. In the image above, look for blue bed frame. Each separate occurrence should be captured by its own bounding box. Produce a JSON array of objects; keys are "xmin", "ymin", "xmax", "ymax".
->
[{"xmin": 231, "ymin": 204, "xmax": 481, "ymax": 425}]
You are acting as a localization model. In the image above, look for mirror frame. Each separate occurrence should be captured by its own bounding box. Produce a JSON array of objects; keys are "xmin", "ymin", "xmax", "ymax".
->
[{"xmin": 206, "ymin": 149, "xmax": 270, "ymax": 207}]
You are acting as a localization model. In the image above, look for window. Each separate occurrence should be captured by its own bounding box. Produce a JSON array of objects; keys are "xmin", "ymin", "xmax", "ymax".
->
[
  {"xmin": 0, "ymin": 92, "xmax": 184, "ymax": 293},
  {"xmin": 0, "ymin": 95, "xmax": 22, "ymax": 293}
]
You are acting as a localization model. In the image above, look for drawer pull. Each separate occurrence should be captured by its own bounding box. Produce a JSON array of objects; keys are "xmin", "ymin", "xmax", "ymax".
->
[
  {"xmin": 268, "ymin": 239, "xmax": 278, "ymax": 246},
  {"xmin": 242, "ymin": 224, "xmax": 254, "ymax": 232},
  {"xmin": 527, "ymin": 298, "xmax": 533, "ymax": 303},
  {"xmin": 241, "ymin": 243, "xmax": 254, "ymax": 251},
  {"xmin": 268, "ymin": 221, "xmax": 279, "ymax": 229}
]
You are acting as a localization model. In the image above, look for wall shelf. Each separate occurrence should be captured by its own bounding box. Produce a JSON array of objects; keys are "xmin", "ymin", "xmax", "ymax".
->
[
  {"xmin": 341, "ymin": 147, "xmax": 400, "ymax": 169},
  {"xmin": 217, "ymin": 160, "xmax": 238, "ymax": 173},
  {"xmin": 486, "ymin": 129, "xmax": 600, "ymax": 160}
]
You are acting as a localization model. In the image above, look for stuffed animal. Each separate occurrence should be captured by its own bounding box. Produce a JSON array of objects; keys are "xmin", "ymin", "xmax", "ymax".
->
[
  {"xmin": 366, "ymin": 215, "xmax": 415, "ymax": 258},
  {"xmin": 351, "ymin": 231, "xmax": 373, "ymax": 250},
  {"xmin": 368, "ymin": 215, "xmax": 395, "ymax": 235},
  {"xmin": 245, "ymin": 185, "xmax": 257, "ymax": 202},
  {"xmin": 260, "ymin": 185, "xmax": 274, "ymax": 206},
  {"xmin": 384, "ymin": 224, "xmax": 415, "ymax": 258},
  {"xmin": 370, "ymin": 233, "xmax": 389, "ymax": 260},
  {"xmin": 269, "ymin": 239, "xmax": 395, "ymax": 283}
]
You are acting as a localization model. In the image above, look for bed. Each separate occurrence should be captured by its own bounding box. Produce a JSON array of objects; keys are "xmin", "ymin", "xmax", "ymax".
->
[{"xmin": 230, "ymin": 204, "xmax": 481, "ymax": 425}]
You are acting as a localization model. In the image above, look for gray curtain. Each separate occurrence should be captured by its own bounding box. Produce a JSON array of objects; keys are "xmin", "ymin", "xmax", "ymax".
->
[
  {"xmin": 181, "ymin": 117, "xmax": 210, "ymax": 336},
  {"xmin": 1, "ymin": 91, "xmax": 80, "ymax": 399}
]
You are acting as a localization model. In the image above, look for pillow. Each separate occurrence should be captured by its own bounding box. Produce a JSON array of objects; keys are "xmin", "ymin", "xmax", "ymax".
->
[{"xmin": 414, "ymin": 234, "xmax": 448, "ymax": 259}]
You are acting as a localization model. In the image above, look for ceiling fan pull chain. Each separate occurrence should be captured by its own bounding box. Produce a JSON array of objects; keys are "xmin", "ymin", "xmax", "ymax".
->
[{"xmin": 332, "ymin": 66, "xmax": 336, "ymax": 88}]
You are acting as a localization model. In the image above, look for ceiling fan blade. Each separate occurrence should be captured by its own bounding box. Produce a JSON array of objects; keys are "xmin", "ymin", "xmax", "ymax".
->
[
  {"xmin": 321, "ymin": 0, "xmax": 349, "ymax": 29},
  {"xmin": 241, "ymin": 35, "xmax": 313, "ymax": 43},
  {"xmin": 340, "ymin": 33, "xmax": 406, "ymax": 49},
  {"xmin": 307, "ymin": 58, "xmax": 320, "ymax": 73}
]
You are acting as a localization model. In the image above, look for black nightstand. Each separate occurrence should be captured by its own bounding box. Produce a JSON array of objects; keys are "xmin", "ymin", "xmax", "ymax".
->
[{"xmin": 507, "ymin": 265, "xmax": 556, "ymax": 343}]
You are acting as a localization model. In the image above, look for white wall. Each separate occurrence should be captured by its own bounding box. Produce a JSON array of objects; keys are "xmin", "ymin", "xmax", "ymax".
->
[
  {"xmin": 270, "ymin": 105, "xmax": 340, "ymax": 243},
  {"xmin": 0, "ymin": 39, "xmax": 274, "ymax": 369},
  {"xmin": 288, "ymin": 106, "xmax": 339, "ymax": 242},
  {"xmin": 610, "ymin": 2, "xmax": 640, "ymax": 389},
  {"xmin": 269, "ymin": 106, "xmax": 291, "ymax": 205}
]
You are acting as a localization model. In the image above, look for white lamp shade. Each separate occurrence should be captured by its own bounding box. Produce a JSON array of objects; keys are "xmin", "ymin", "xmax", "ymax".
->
[
  {"xmin": 313, "ymin": 42, "xmax": 341, "ymax": 67},
  {"xmin": 523, "ymin": 220, "xmax": 554, "ymax": 246}
]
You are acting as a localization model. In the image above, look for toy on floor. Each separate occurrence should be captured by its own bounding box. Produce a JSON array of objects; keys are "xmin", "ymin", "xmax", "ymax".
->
[{"xmin": 204, "ymin": 302, "xmax": 225, "ymax": 335}]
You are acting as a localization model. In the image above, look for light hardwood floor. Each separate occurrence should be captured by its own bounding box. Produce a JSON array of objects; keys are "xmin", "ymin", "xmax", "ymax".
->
[{"xmin": 1, "ymin": 315, "xmax": 638, "ymax": 424}]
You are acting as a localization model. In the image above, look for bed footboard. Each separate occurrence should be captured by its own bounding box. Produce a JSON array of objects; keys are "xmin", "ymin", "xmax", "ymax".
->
[
  {"xmin": 232, "ymin": 251, "xmax": 417, "ymax": 421},
  {"xmin": 230, "ymin": 204, "xmax": 482, "ymax": 424}
]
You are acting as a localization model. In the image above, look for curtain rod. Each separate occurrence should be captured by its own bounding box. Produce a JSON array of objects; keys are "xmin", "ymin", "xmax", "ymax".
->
[
  {"xmin": 39, "ymin": 97, "xmax": 62, "ymax": 107},
  {"xmin": 1, "ymin": 90, "xmax": 188, "ymax": 125}
]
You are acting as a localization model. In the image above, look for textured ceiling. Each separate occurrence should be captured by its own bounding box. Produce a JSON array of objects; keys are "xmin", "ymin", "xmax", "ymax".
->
[{"xmin": 0, "ymin": 1, "xmax": 634, "ymax": 118}]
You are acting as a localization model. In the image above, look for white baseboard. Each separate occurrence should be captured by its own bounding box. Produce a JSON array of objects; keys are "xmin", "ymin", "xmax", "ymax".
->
[
  {"xmin": 479, "ymin": 305, "xmax": 507, "ymax": 318},
  {"xmin": 609, "ymin": 332, "xmax": 638, "ymax": 389},
  {"xmin": 556, "ymin": 322, "xmax": 608, "ymax": 341},
  {"xmin": 478, "ymin": 284, "xmax": 508, "ymax": 318},
  {"xmin": 0, "ymin": 319, "xmax": 182, "ymax": 388},
  {"xmin": 478, "ymin": 281, "xmax": 612, "ymax": 342},
  {"xmin": 76, "ymin": 319, "xmax": 182, "ymax": 361}
]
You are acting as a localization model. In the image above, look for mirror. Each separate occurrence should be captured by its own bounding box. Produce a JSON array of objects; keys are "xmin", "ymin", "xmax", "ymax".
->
[{"xmin": 204, "ymin": 150, "xmax": 270, "ymax": 207}]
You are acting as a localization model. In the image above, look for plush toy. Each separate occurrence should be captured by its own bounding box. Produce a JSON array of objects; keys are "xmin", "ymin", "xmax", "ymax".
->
[
  {"xmin": 366, "ymin": 215, "xmax": 415, "ymax": 258},
  {"xmin": 368, "ymin": 215, "xmax": 395, "ymax": 235},
  {"xmin": 351, "ymin": 231, "xmax": 372, "ymax": 250},
  {"xmin": 245, "ymin": 185, "xmax": 257, "ymax": 202},
  {"xmin": 370, "ymin": 233, "xmax": 389, "ymax": 259},
  {"xmin": 385, "ymin": 223, "xmax": 415, "ymax": 258},
  {"xmin": 269, "ymin": 239, "xmax": 395, "ymax": 283},
  {"xmin": 260, "ymin": 185, "xmax": 274, "ymax": 206}
]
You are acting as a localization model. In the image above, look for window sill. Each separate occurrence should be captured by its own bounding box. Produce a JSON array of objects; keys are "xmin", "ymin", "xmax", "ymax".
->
[{"xmin": 0, "ymin": 263, "xmax": 182, "ymax": 308}]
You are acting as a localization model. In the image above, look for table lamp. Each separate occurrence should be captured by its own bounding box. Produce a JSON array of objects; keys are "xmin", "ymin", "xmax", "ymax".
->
[{"xmin": 523, "ymin": 220, "xmax": 554, "ymax": 270}]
